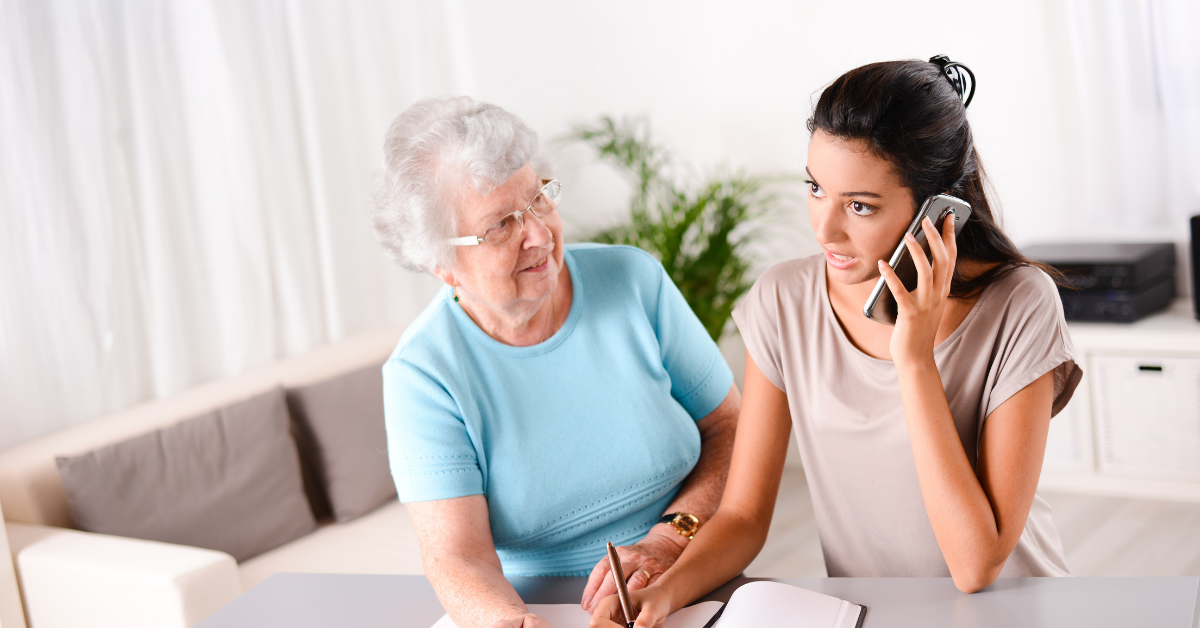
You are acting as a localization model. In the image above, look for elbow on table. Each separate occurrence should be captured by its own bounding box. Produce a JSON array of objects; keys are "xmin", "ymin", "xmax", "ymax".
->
[{"xmin": 950, "ymin": 562, "xmax": 1004, "ymax": 594}]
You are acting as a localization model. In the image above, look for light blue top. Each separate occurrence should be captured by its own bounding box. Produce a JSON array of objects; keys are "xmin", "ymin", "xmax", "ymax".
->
[{"xmin": 383, "ymin": 244, "xmax": 733, "ymax": 576}]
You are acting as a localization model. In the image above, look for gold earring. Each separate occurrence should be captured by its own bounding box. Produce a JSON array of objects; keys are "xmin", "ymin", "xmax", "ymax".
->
[{"xmin": 453, "ymin": 287, "xmax": 459, "ymax": 303}]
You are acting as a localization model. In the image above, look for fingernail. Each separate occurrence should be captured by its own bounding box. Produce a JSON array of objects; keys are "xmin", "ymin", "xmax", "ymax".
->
[{"xmin": 905, "ymin": 233, "xmax": 916, "ymax": 242}]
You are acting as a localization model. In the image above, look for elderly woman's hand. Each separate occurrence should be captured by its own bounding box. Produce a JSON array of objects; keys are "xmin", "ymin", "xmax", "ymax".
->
[
  {"xmin": 489, "ymin": 612, "xmax": 549, "ymax": 628},
  {"xmin": 580, "ymin": 528, "xmax": 686, "ymax": 613}
]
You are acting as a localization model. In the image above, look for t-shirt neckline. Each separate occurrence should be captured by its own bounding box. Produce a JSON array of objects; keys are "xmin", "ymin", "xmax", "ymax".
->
[
  {"xmin": 818, "ymin": 260, "xmax": 991, "ymax": 364},
  {"xmin": 447, "ymin": 247, "xmax": 584, "ymax": 357}
]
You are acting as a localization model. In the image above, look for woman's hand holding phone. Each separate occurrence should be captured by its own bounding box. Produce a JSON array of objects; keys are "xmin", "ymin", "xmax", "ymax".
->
[{"xmin": 876, "ymin": 215, "xmax": 958, "ymax": 367}]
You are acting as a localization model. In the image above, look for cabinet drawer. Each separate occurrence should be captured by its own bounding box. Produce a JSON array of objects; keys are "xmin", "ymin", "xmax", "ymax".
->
[
  {"xmin": 1091, "ymin": 354, "xmax": 1200, "ymax": 481},
  {"xmin": 1044, "ymin": 397, "xmax": 1091, "ymax": 472}
]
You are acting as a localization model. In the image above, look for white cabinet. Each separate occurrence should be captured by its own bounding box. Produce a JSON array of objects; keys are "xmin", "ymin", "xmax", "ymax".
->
[
  {"xmin": 1041, "ymin": 298, "xmax": 1200, "ymax": 502},
  {"xmin": 1092, "ymin": 354, "xmax": 1200, "ymax": 481}
]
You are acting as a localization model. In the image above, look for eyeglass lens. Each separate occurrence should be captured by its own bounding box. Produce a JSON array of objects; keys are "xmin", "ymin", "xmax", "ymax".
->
[{"xmin": 481, "ymin": 180, "xmax": 561, "ymax": 245}]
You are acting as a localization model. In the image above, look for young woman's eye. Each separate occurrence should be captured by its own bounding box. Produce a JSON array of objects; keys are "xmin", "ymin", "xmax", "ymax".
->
[
  {"xmin": 849, "ymin": 201, "xmax": 875, "ymax": 216},
  {"xmin": 805, "ymin": 179, "xmax": 825, "ymax": 198}
]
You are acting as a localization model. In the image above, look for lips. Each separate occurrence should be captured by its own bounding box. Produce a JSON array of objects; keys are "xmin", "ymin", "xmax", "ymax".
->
[
  {"xmin": 520, "ymin": 256, "xmax": 549, "ymax": 272},
  {"xmin": 822, "ymin": 246, "xmax": 857, "ymax": 271}
]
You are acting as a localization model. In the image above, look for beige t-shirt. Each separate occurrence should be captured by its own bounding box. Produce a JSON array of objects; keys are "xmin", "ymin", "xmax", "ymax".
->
[{"xmin": 733, "ymin": 255, "xmax": 1082, "ymax": 577}]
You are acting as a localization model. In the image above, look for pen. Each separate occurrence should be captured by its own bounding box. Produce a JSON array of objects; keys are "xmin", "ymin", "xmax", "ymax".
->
[{"xmin": 606, "ymin": 542, "xmax": 636, "ymax": 628}]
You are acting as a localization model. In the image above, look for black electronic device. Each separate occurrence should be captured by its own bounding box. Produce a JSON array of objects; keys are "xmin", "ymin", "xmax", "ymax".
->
[
  {"xmin": 1191, "ymin": 216, "xmax": 1200, "ymax": 321},
  {"xmin": 1058, "ymin": 275, "xmax": 1176, "ymax": 323},
  {"xmin": 1023, "ymin": 242, "xmax": 1177, "ymax": 323},
  {"xmin": 1022, "ymin": 242, "xmax": 1175, "ymax": 292}
]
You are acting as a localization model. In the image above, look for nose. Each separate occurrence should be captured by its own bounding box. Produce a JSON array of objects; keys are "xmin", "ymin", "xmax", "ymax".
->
[
  {"xmin": 810, "ymin": 199, "xmax": 841, "ymax": 244},
  {"xmin": 519, "ymin": 209, "xmax": 553, "ymax": 248}
]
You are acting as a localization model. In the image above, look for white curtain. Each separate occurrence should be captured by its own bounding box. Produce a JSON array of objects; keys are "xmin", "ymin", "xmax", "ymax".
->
[
  {"xmin": 0, "ymin": 0, "xmax": 470, "ymax": 450},
  {"xmin": 1063, "ymin": 0, "xmax": 1200, "ymax": 236}
]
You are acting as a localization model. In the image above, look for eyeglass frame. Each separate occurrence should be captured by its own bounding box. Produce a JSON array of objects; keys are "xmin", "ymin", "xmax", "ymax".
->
[{"xmin": 447, "ymin": 179, "xmax": 562, "ymax": 247}]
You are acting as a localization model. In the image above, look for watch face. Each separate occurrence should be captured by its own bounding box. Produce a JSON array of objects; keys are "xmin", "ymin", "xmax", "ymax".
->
[{"xmin": 674, "ymin": 513, "xmax": 700, "ymax": 537}]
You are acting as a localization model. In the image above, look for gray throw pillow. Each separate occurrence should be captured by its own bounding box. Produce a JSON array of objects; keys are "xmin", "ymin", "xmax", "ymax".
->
[
  {"xmin": 56, "ymin": 387, "xmax": 316, "ymax": 562},
  {"xmin": 287, "ymin": 364, "xmax": 396, "ymax": 522}
]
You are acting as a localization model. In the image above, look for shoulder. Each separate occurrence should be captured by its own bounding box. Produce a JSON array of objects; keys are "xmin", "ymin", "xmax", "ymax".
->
[
  {"xmin": 386, "ymin": 291, "xmax": 458, "ymax": 374},
  {"xmin": 966, "ymin": 263, "xmax": 1068, "ymax": 345},
  {"xmin": 567, "ymin": 243, "xmax": 667, "ymax": 299},
  {"xmin": 567, "ymin": 242, "xmax": 663, "ymax": 278},
  {"xmin": 749, "ymin": 254, "xmax": 824, "ymax": 300},
  {"xmin": 734, "ymin": 254, "xmax": 823, "ymax": 329},
  {"xmin": 979, "ymin": 263, "xmax": 1062, "ymax": 313}
]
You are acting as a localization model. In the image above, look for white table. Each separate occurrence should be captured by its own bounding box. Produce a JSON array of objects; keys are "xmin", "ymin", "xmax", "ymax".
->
[{"xmin": 194, "ymin": 573, "xmax": 1200, "ymax": 627}]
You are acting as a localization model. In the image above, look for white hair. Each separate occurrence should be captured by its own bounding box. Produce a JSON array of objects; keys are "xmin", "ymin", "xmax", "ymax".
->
[{"xmin": 370, "ymin": 96, "xmax": 552, "ymax": 273}]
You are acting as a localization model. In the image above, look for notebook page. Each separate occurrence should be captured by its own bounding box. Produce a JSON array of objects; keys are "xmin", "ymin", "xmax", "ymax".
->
[
  {"xmin": 712, "ymin": 581, "xmax": 861, "ymax": 628},
  {"xmin": 430, "ymin": 601, "xmax": 724, "ymax": 628}
]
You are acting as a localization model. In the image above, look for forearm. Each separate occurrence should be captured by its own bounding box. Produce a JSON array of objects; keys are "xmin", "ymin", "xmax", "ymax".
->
[
  {"xmin": 662, "ymin": 433, "xmax": 731, "ymax": 521},
  {"xmin": 652, "ymin": 506, "xmax": 770, "ymax": 613},
  {"xmin": 661, "ymin": 407, "xmax": 736, "ymax": 522},
  {"xmin": 896, "ymin": 359, "xmax": 1007, "ymax": 587},
  {"xmin": 425, "ymin": 552, "xmax": 527, "ymax": 628}
]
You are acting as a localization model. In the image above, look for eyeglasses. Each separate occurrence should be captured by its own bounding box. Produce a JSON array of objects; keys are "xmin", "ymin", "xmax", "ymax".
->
[{"xmin": 447, "ymin": 179, "xmax": 562, "ymax": 247}]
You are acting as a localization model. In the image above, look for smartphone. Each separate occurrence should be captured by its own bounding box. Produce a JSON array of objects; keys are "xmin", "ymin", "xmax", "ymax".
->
[{"xmin": 862, "ymin": 194, "xmax": 973, "ymax": 325}]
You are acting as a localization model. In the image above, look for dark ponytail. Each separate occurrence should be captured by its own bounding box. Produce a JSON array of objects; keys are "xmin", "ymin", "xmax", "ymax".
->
[{"xmin": 807, "ymin": 57, "xmax": 1055, "ymax": 298}]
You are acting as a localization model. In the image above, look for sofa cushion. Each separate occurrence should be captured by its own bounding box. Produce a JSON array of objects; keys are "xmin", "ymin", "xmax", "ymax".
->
[
  {"xmin": 0, "ymin": 328, "xmax": 403, "ymax": 531},
  {"xmin": 237, "ymin": 498, "xmax": 421, "ymax": 590},
  {"xmin": 55, "ymin": 387, "xmax": 316, "ymax": 562},
  {"xmin": 287, "ymin": 365, "xmax": 395, "ymax": 522}
]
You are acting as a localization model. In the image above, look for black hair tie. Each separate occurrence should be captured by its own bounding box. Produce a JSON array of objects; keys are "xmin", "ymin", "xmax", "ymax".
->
[{"xmin": 929, "ymin": 55, "xmax": 975, "ymax": 108}]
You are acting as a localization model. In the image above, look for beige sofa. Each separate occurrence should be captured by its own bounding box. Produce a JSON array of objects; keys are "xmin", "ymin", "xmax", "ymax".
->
[{"xmin": 0, "ymin": 329, "xmax": 423, "ymax": 628}]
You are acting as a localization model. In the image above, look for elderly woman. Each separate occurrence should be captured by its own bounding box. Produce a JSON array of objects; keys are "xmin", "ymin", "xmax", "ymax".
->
[{"xmin": 370, "ymin": 96, "xmax": 740, "ymax": 628}]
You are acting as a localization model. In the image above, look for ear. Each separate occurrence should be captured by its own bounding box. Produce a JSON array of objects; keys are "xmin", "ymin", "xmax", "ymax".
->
[{"xmin": 432, "ymin": 266, "xmax": 457, "ymax": 287}]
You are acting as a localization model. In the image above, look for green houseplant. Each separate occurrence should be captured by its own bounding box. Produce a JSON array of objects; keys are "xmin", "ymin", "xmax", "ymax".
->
[{"xmin": 564, "ymin": 117, "xmax": 797, "ymax": 342}]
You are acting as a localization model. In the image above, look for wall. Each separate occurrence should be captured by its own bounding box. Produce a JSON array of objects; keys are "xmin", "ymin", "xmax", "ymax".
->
[
  {"xmin": 5, "ymin": 0, "xmax": 1191, "ymax": 449},
  {"xmin": 453, "ymin": 0, "xmax": 1091, "ymax": 253}
]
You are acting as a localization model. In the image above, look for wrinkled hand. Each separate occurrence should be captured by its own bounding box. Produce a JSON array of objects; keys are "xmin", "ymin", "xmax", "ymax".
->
[
  {"xmin": 580, "ymin": 528, "xmax": 686, "ymax": 613},
  {"xmin": 489, "ymin": 612, "xmax": 549, "ymax": 628},
  {"xmin": 589, "ymin": 584, "xmax": 673, "ymax": 628},
  {"xmin": 877, "ymin": 215, "xmax": 957, "ymax": 366}
]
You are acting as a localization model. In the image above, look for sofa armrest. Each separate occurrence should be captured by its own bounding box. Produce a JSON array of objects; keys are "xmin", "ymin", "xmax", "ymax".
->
[{"xmin": 7, "ymin": 523, "xmax": 240, "ymax": 628}]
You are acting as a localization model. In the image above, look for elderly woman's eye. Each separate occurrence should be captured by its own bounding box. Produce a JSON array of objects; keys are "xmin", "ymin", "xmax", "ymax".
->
[
  {"xmin": 850, "ymin": 201, "xmax": 875, "ymax": 216},
  {"xmin": 485, "ymin": 217, "xmax": 509, "ymax": 237},
  {"xmin": 805, "ymin": 179, "xmax": 825, "ymax": 198}
]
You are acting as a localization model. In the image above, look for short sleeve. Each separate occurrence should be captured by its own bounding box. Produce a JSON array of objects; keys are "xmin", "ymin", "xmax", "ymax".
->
[
  {"xmin": 732, "ymin": 267, "xmax": 787, "ymax": 391},
  {"xmin": 983, "ymin": 270, "xmax": 1084, "ymax": 419},
  {"xmin": 382, "ymin": 358, "xmax": 483, "ymax": 503},
  {"xmin": 653, "ymin": 265, "xmax": 734, "ymax": 420}
]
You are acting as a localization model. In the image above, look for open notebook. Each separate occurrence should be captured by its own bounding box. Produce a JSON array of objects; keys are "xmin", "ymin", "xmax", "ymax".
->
[{"xmin": 429, "ymin": 580, "xmax": 865, "ymax": 628}]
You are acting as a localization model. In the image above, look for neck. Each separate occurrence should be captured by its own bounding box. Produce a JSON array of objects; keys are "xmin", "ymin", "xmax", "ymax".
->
[
  {"xmin": 458, "ymin": 263, "xmax": 571, "ymax": 347},
  {"xmin": 827, "ymin": 272, "xmax": 877, "ymax": 304}
]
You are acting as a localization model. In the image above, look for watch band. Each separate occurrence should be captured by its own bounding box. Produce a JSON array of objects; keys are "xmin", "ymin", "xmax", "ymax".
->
[{"xmin": 658, "ymin": 512, "xmax": 701, "ymax": 539}]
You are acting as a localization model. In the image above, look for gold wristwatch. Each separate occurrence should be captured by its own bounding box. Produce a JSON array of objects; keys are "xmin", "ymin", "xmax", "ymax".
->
[{"xmin": 658, "ymin": 512, "xmax": 701, "ymax": 540}]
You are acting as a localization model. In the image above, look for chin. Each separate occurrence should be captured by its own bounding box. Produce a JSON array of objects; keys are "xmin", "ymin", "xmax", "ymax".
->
[{"xmin": 824, "ymin": 262, "xmax": 878, "ymax": 287}]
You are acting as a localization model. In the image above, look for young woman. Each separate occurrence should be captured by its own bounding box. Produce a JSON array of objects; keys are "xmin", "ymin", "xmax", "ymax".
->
[{"xmin": 590, "ymin": 57, "xmax": 1082, "ymax": 627}]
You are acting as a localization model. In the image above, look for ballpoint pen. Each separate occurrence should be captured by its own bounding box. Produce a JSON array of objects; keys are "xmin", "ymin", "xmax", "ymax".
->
[{"xmin": 606, "ymin": 542, "xmax": 636, "ymax": 628}]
